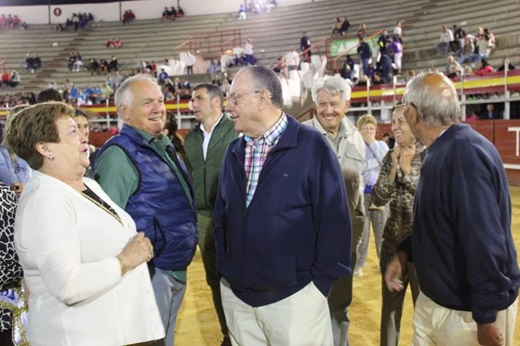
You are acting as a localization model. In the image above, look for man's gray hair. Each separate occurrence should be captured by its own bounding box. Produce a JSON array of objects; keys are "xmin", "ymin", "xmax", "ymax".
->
[
  {"xmin": 403, "ymin": 72, "xmax": 460, "ymax": 127},
  {"xmin": 311, "ymin": 76, "xmax": 351, "ymax": 104},
  {"xmin": 238, "ymin": 66, "xmax": 284, "ymax": 108},
  {"xmin": 115, "ymin": 74, "xmax": 161, "ymax": 113}
]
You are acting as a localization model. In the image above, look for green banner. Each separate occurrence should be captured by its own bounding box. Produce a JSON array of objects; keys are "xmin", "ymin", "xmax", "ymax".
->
[{"xmin": 329, "ymin": 38, "xmax": 377, "ymax": 58}]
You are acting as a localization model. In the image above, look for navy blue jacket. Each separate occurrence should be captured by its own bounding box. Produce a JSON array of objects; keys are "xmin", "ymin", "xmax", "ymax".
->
[
  {"xmin": 411, "ymin": 123, "xmax": 520, "ymax": 324},
  {"xmin": 214, "ymin": 115, "xmax": 352, "ymax": 307},
  {"xmin": 97, "ymin": 125, "xmax": 197, "ymax": 271}
]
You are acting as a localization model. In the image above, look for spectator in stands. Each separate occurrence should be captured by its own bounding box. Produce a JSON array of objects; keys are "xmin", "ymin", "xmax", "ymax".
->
[
  {"xmin": 135, "ymin": 60, "xmax": 146, "ymax": 72},
  {"xmin": 393, "ymin": 21, "xmax": 402, "ymax": 42},
  {"xmin": 445, "ymin": 55, "xmax": 462, "ymax": 76},
  {"xmin": 484, "ymin": 28, "xmax": 495, "ymax": 48},
  {"xmin": 108, "ymin": 56, "xmax": 118, "ymax": 73},
  {"xmin": 99, "ymin": 59, "xmax": 109, "ymax": 75},
  {"xmin": 238, "ymin": 4, "xmax": 247, "ymax": 20},
  {"xmin": 345, "ymin": 54, "xmax": 354, "ymax": 71},
  {"xmin": 68, "ymin": 52, "xmax": 76, "ymax": 71},
  {"xmin": 79, "ymin": 13, "xmax": 88, "ymax": 30},
  {"xmin": 207, "ymin": 59, "xmax": 217, "ymax": 77},
  {"xmin": 106, "ymin": 38, "xmax": 115, "ymax": 48},
  {"xmin": 332, "ymin": 17, "xmax": 342, "ymax": 38},
  {"xmin": 220, "ymin": 78, "xmax": 230, "ymax": 97},
  {"xmin": 339, "ymin": 62, "xmax": 352, "ymax": 81},
  {"xmin": 357, "ymin": 23, "xmax": 367, "ymax": 38},
  {"xmin": 285, "ymin": 47, "xmax": 300, "ymax": 71},
  {"xmin": 73, "ymin": 52, "xmax": 83, "ymax": 72},
  {"xmin": 169, "ymin": 6, "xmax": 177, "ymax": 18},
  {"xmin": 177, "ymin": 6, "xmax": 184, "ymax": 16},
  {"xmin": 474, "ymin": 58, "xmax": 494, "ymax": 76},
  {"xmin": 388, "ymin": 35, "xmax": 403, "ymax": 75},
  {"xmin": 87, "ymin": 58, "xmax": 100, "ymax": 75},
  {"xmin": 162, "ymin": 7, "xmax": 171, "ymax": 21},
  {"xmin": 113, "ymin": 38, "xmax": 122, "ymax": 48},
  {"xmin": 87, "ymin": 13, "xmax": 94, "ymax": 25},
  {"xmin": 158, "ymin": 68, "xmax": 169, "ymax": 86},
  {"xmin": 497, "ymin": 57, "xmax": 516, "ymax": 72},
  {"xmin": 480, "ymin": 103, "xmax": 501, "ymax": 119},
  {"xmin": 99, "ymin": 82, "xmax": 112, "ymax": 103},
  {"xmin": 9, "ymin": 70, "xmax": 20, "ymax": 88},
  {"xmin": 244, "ymin": 39, "xmax": 255, "ymax": 65},
  {"xmin": 435, "ymin": 26, "xmax": 454, "ymax": 56},
  {"xmin": 357, "ymin": 37, "xmax": 372, "ymax": 77},
  {"xmin": 185, "ymin": 51, "xmax": 196, "ymax": 75},
  {"xmin": 457, "ymin": 36, "xmax": 475, "ymax": 65},
  {"xmin": 452, "ymin": 24, "xmax": 466, "ymax": 55},
  {"xmin": 1, "ymin": 70, "xmax": 11, "ymax": 88},
  {"xmin": 378, "ymin": 30, "xmax": 392, "ymax": 82},
  {"xmin": 25, "ymin": 53, "xmax": 34, "ymax": 73},
  {"xmin": 46, "ymin": 81, "xmax": 59, "ymax": 91},
  {"xmin": 211, "ymin": 75, "xmax": 222, "ymax": 87},
  {"xmin": 32, "ymin": 53, "xmax": 41, "ymax": 72},
  {"xmin": 340, "ymin": 16, "xmax": 350, "ymax": 36},
  {"xmin": 372, "ymin": 72, "xmax": 385, "ymax": 85},
  {"xmin": 122, "ymin": 10, "xmax": 135, "ymax": 24},
  {"xmin": 300, "ymin": 31, "xmax": 311, "ymax": 63}
]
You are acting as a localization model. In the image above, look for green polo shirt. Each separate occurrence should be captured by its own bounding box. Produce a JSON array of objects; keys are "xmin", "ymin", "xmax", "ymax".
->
[{"xmin": 96, "ymin": 128, "xmax": 190, "ymax": 282}]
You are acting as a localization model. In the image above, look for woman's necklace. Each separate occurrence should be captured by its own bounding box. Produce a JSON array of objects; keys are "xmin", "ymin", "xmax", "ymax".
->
[{"xmin": 80, "ymin": 186, "xmax": 123, "ymax": 225}]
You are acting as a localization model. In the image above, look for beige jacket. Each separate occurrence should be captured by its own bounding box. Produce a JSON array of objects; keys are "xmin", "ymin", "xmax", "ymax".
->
[{"xmin": 303, "ymin": 117, "xmax": 366, "ymax": 253}]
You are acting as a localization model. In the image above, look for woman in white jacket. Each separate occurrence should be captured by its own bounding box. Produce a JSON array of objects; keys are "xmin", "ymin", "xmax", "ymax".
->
[{"xmin": 5, "ymin": 102, "xmax": 165, "ymax": 346}]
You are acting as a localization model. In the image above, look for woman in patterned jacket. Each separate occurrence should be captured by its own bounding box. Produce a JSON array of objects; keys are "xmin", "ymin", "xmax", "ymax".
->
[
  {"xmin": 0, "ymin": 184, "xmax": 24, "ymax": 346},
  {"xmin": 371, "ymin": 104, "xmax": 426, "ymax": 346}
]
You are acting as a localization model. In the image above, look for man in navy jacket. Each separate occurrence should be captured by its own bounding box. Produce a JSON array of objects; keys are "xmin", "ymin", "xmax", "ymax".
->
[
  {"xmin": 385, "ymin": 72, "xmax": 520, "ymax": 346},
  {"xmin": 214, "ymin": 66, "xmax": 352, "ymax": 345}
]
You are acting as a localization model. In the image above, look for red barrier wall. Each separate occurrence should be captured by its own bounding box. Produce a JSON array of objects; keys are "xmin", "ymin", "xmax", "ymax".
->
[{"xmin": 377, "ymin": 120, "xmax": 520, "ymax": 185}]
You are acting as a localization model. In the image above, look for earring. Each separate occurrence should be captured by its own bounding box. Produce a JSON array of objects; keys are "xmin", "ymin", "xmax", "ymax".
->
[{"xmin": 48, "ymin": 154, "xmax": 55, "ymax": 161}]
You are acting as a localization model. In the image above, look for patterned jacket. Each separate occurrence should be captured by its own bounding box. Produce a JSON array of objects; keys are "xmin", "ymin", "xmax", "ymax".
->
[
  {"xmin": 371, "ymin": 141, "xmax": 426, "ymax": 243},
  {"xmin": 0, "ymin": 184, "xmax": 22, "ymax": 332}
]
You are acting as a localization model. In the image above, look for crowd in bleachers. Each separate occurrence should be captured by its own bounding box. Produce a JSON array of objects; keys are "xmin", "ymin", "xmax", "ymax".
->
[
  {"xmin": 0, "ymin": 14, "xmax": 27, "ymax": 30},
  {"xmin": 55, "ymin": 12, "xmax": 94, "ymax": 32},
  {"xmin": 161, "ymin": 6, "xmax": 185, "ymax": 21}
]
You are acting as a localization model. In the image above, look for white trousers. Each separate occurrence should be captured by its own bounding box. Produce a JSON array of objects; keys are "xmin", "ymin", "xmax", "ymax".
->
[
  {"xmin": 412, "ymin": 292, "xmax": 518, "ymax": 345},
  {"xmin": 220, "ymin": 279, "xmax": 333, "ymax": 346}
]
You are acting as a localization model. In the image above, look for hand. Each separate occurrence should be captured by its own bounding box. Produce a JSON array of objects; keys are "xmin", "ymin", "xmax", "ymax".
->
[
  {"xmin": 477, "ymin": 323, "xmax": 504, "ymax": 346},
  {"xmin": 391, "ymin": 146, "xmax": 400, "ymax": 168},
  {"xmin": 384, "ymin": 253, "xmax": 406, "ymax": 292},
  {"xmin": 361, "ymin": 131, "xmax": 376, "ymax": 145},
  {"xmin": 117, "ymin": 232, "xmax": 154, "ymax": 274},
  {"xmin": 10, "ymin": 183, "xmax": 25, "ymax": 196},
  {"xmin": 399, "ymin": 144, "xmax": 416, "ymax": 174}
]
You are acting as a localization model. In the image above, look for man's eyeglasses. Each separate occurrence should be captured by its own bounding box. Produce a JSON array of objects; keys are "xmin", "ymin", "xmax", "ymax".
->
[{"xmin": 227, "ymin": 91, "xmax": 260, "ymax": 105}]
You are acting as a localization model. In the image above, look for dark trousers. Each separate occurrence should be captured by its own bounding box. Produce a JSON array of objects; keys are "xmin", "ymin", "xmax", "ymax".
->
[{"xmin": 0, "ymin": 329, "xmax": 14, "ymax": 346}]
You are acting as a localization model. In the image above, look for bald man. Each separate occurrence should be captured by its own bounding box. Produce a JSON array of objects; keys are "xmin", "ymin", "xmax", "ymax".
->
[{"xmin": 385, "ymin": 72, "xmax": 520, "ymax": 346}]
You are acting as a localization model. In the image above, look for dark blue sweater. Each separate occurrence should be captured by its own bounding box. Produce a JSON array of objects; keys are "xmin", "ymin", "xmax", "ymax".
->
[
  {"xmin": 411, "ymin": 123, "xmax": 520, "ymax": 324},
  {"xmin": 214, "ymin": 115, "xmax": 352, "ymax": 307}
]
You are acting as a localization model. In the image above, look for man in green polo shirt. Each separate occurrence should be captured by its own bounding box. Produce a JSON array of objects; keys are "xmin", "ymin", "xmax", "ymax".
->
[{"xmin": 96, "ymin": 74, "xmax": 198, "ymax": 346}]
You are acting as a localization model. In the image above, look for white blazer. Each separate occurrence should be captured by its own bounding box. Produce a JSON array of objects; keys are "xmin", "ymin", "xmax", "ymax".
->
[{"xmin": 15, "ymin": 171, "xmax": 165, "ymax": 346}]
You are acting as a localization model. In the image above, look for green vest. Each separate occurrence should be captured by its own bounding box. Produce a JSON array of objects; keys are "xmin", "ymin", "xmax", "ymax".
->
[{"xmin": 184, "ymin": 115, "xmax": 238, "ymax": 217}]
